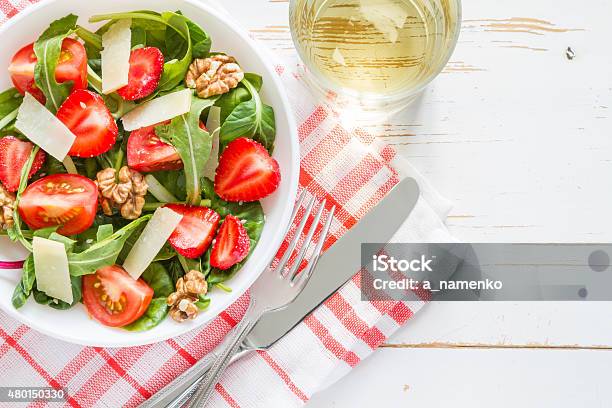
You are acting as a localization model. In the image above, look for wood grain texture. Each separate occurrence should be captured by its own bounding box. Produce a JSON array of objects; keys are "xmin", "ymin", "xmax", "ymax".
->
[{"xmin": 223, "ymin": 0, "xmax": 612, "ymax": 405}]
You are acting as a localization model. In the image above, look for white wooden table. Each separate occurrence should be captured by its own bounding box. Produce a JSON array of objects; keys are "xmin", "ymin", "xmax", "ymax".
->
[{"xmin": 228, "ymin": 0, "xmax": 612, "ymax": 406}]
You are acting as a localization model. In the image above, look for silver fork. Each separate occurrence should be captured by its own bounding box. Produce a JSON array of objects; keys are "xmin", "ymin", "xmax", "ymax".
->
[{"xmin": 184, "ymin": 194, "xmax": 335, "ymax": 407}]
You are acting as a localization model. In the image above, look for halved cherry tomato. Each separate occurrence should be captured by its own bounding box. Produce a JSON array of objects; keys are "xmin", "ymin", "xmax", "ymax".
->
[
  {"xmin": 83, "ymin": 265, "xmax": 153, "ymax": 327},
  {"xmin": 18, "ymin": 174, "xmax": 98, "ymax": 236},
  {"xmin": 8, "ymin": 38, "xmax": 88, "ymax": 104},
  {"xmin": 127, "ymin": 121, "xmax": 207, "ymax": 172},
  {"xmin": 56, "ymin": 89, "xmax": 118, "ymax": 157}
]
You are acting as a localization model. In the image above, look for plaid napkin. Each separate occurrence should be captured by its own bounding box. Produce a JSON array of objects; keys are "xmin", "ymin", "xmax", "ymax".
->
[{"xmin": 0, "ymin": 1, "xmax": 455, "ymax": 407}]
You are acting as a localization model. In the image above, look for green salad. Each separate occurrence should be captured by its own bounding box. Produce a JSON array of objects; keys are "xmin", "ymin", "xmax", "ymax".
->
[{"xmin": 0, "ymin": 10, "xmax": 281, "ymax": 331}]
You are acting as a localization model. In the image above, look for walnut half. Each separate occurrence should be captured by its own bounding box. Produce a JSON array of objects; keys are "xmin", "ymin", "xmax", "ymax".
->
[
  {"xmin": 185, "ymin": 55, "xmax": 244, "ymax": 99},
  {"xmin": 95, "ymin": 166, "xmax": 148, "ymax": 220},
  {"xmin": 167, "ymin": 270, "xmax": 208, "ymax": 322},
  {"xmin": 0, "ymin": 184, "xmax": 15, "ymax": 229}
]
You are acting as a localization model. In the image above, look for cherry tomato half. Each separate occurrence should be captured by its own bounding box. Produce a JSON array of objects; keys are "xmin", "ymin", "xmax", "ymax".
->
[
  {"xmin": 18, "ymin": 174, "xmax": 98, "ymax": 236},
  {"xmin": 83, "ymin": 265, "xmax": 153, "ymax": 327}
]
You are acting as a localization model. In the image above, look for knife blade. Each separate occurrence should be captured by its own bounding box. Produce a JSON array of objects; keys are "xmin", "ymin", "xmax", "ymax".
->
[
  {"xmin": 142, "ymin": 177, "xmax": 420, "ymax": 408},
  {"xmin": 244, "ymin": 177, "xmax": 420, "ymax": 348}
]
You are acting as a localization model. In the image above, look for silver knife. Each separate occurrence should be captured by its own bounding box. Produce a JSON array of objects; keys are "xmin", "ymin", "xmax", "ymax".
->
[
  {"xmin": 141, "ymin": 177, "xmax": 420, "ymax": 407},
  {"xmin": 245, "ymin": 177, "xmax": 420, "ymax": 347}
]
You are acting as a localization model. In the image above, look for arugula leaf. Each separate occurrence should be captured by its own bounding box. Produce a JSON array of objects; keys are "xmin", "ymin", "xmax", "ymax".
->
[
  {"xmin": 117, "ymin": 224, "xmax": 176, "ymax": 264},
  {"xmin": 11, "ymin": 255, "xmax": 35, "ymax": 308},
  {"xmin": 8, "ymin": 146, "xmax": 41, "ymax": 251},
  {"xmin": 201, "ymin": 179, "xmax": 265, "ymax": 285},
  {"xmin": 67, "ymin": 215, "xmax": 152, "ymax": 276},
  {"xmin": 123, "ymin": 298, "xmax": 168, "ymax": 332},
  {"xmin": 33, "ymin": 14, "xmax": 78, "ymax": 112},
  {"xmin": 0, "ymin": 88, "xmax": 23, "ymax": 131},
  {"xmin": 48, "ymin": 232, "xmax": 76, "ymax": 252},
  {"xmin": 96, "ymin": 224, "xmax": 114, "ymax": 241},
  {"xmin": 75, "ymin": 25, "xmax": 102, "ymax": 59},
  {"xmin": 219, "ymin": 78, "xmax": 276, "ymax": 151},
  {"xmin": 156, "ymin": 96, "xmax": 217, "ymax": 205}
]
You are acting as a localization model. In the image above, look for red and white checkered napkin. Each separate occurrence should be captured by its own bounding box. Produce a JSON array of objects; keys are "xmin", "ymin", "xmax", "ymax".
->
[{"xmin": 0, "ymin": 2, "xmax": 455, "ymax": 407}]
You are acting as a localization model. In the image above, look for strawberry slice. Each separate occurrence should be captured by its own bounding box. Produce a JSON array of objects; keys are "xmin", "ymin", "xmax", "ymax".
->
[
  {"xmin": 117, "ymin": 47, "xmax": 164, "ymax": 101},
  {"xmin": 165, "ymin": 204, "xmax": 220, "ymax": 259},
  {"xmin": 56, "ymin": 89, "xmax": 118, "ymax": 158},
  {"xmin": 214, "ymin": 138, "xmax": 281, "ymax": 202},
  {"xmin": 0, "ymin": 136, "xmax": 46, "ymax": 192},
  {"xmin": 210, "ymin": 215, "xmax": 250, "ymax": 270}
]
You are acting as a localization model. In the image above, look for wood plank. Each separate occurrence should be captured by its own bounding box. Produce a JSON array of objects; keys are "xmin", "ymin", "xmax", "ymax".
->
[{"xmin": 307, "ymin": 348, "xmax": 612, "ymax": 407}]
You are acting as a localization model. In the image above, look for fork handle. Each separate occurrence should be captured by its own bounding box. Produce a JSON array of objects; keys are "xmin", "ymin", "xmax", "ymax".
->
[{"xmin": 187, "ymin": 307, "xmax": 263, "ymax": 407}]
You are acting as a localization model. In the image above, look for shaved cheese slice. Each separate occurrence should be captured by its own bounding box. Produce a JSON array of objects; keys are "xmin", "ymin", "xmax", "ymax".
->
[
  {"xmin": 123, "ymin": 207, "xmax": 183, "ymax": 279},
  {"xmin": 33, "ymin": 237, "xmax": 73, "ymax": 304},
  {"xmin": 101, "ymin": 19, "xmax": 132, "ymax": 94},
  {"xmin": 15, "ymin": 93, "xmax": 76, "ymax": 161},
  {"xmin": 121, "ymin": 89, "xmax": 193, "ymax": 131}
]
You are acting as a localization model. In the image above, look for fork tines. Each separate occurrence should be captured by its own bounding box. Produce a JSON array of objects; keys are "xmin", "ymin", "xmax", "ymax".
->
[{"xmin": 275, "ymin": 190, "xmax": 335, "ymax": 286}]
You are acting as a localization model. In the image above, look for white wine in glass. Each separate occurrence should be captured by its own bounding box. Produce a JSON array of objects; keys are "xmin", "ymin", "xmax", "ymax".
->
[{"xmin": 290, "ymin": 0, "xmax": 461, "ymax": 117}]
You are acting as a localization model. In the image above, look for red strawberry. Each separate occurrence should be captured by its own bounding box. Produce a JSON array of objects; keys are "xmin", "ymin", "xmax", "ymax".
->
[
  {"xmin": 0, "ymin": 136, "xmax": 46, "ymax": 192},
  {"xmin": 117, "ymin": 47, "xmax": 164, "ymax": 101},
  {"xmin": 56, "ymin": 89, "xmax": 118, "ymax": 158},
  {"xmin": 210, "ymin": 215, "xmax": 250, "ymax": 270},
  {"xmin": 165, "ymin": 204, "xmax": 220, "ymax": 259},
  {"xmin": 214, "ymin": 138, "xmax": 281, "ymax": 202}
]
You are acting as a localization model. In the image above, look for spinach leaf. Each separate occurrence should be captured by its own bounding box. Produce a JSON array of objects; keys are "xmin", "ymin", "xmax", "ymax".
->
[
  {"xmin": 90, "ymin": 11, "xmax": 198, "ymax": 93},
  {"xmin": 219, "ymin": 77, "xmax": 276, "ymax": 151},
  {"xmin": 215, "ymin": 73, "xmax": 262, "ymax": 124},
  {"xmin": 195, "ymin": 295, "xmax": 210, "ymax": 310},
  {"xmin": 123, "ymin": 298, "xmax": 168, "ymax": 332},
  {"xmin": 67, "ymin": 215, "xmax": 152, "ymax": 276},
  {"xmin": 33, "ymin": 275, "xmax": 82, "ymax": 310},
  {"xmin": 153, "ymin": 243, "xmax": 177, "ymax": 262},
  {"xmin": 11, "ymin": 255, "xmax": 35, "ymax": 309},
  {"xmin": 244, "ymin": 73, "xmax": 263, "ymax": 92},
  {"xmin": 167, "ymin": 259, "xmax": 184, "ymax": 285},
  {"xmin": 141, "ymin": 262, "xmax": 174, "ymax": 297},
  {"xmin": 215, "ymin": 85, "xmax": 251, "ymax": 124},
  {"xmin": 187, "ymin": 19, "xmax": 211, "ymax": 58},
  {"xmin": 33, "ymin": 14, "xmax": 78, "ymax": 112},
  {"xmin": 155, "ymin": 96, "xmax": 217, "ymax": 205},
  {"xmin": 0, "ymin": 88, "xmax": 23, "ymax": 131},
  {"xmin": 131, "ymin": 26, "xmax": 147, "ymax": 49},
  {"xmin": 201, "ymin": 179, "xmax": 265, "ymax": 285}
]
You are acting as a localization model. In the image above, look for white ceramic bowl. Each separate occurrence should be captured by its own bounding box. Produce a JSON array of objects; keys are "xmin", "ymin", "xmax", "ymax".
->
[{"xmin": 0, "ymin": 0, "xmax": 298, "ymax": 347}]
